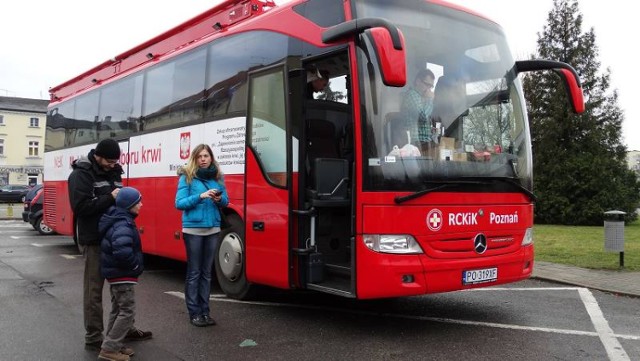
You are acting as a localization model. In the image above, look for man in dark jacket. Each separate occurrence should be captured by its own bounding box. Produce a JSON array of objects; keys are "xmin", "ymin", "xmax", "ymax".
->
[{"xmin": 68, "ymin": 138, "xmax": 151, "ymax": 350}]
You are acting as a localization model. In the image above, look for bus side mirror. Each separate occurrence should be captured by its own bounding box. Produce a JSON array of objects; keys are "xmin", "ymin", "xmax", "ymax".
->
[
  {"xmin": 368, "ymin": 27, "xmax": 406, "ymax": 87},
  {"xmin": 322, "ymin": 18, "xmax": 407, "ymax": 87},
  {"xmin": 515, "ymin": 59, "xmax": 585, "ymax": 114},
  {"xmin": 555, "ymin": 68, "xmax": 585, "ymax": 113}
]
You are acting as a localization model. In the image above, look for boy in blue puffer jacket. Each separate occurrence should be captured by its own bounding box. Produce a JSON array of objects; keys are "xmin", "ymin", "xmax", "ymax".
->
[{"xmin": 97, "ymin": 187, "xmax": 144, "ymax": 361}]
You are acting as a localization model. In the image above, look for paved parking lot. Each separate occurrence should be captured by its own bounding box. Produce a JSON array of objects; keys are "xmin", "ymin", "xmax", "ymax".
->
[{"xmin": 1, "ymin": 219, "xmax": 638, "ymax": 360}]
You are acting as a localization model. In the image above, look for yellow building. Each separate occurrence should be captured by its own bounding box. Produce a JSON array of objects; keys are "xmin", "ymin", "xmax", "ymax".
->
[{"xmin": 0, "ymin": 96, "xmax": 49, "ymax": 185}]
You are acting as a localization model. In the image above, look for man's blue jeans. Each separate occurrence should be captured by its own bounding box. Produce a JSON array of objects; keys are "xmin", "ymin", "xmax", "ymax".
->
[{"xmin": 183, "ymin": 232, "xmax": 220, "ymax": 318}]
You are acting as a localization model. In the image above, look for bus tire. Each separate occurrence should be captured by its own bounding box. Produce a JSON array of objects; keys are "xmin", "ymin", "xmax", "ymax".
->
[
  {"xmin": 73, "ymin": 234, "xmax": 82, "ymax": 254},
  {"xmin": 215, "ymin": 214, "xmax": 255, "ymax": 300}
]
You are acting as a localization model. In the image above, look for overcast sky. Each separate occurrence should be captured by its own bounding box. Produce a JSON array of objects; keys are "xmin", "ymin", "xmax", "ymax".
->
[{"xmin": 1, "ymin": 0, "xmax": 636, "ymax": 150}]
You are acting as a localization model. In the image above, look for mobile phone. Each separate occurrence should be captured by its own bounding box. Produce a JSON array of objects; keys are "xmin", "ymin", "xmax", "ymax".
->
[{"xmin": 213, "ymin": 189, "xmax": 222, "ymax": 196}]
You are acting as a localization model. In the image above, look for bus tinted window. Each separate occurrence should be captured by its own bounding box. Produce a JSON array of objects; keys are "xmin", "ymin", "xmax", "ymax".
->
[
  {"xmin": 205, "ymin": 31, "xmax": 289, "ymax": 119},
  {"xmin": 45, "ymin": 101, "xmax": 74, "ymax": 151},
  {"xmin": 99, "ymin": 74, "xmax": 143, "ymax": 139},
  {"xmin": 143, "ymin": 47, "xmax": 207, "ymax": 131},
  {"xmin": 293, "ymin": 0, "xmax": 345, "ymax": 28},
  {"xmin": 74, "ymin": 92, "xmax": 100, "ymax": 144},
  {"xmin": 249, "ymin": 69, "xmax": 287, "ymax": 187}
]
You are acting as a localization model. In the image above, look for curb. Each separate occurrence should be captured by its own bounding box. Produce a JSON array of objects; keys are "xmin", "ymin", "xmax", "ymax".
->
[{"xmin": 531, "ymin": 275, "xmax": 640, "ymax": 298}]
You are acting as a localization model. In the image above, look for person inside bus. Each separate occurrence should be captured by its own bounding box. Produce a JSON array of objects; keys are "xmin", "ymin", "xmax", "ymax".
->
[
  {"xmin": 401, "ymin": 69, "xmax": 437, "ymax": 151},
  {"xmin": 306, "ymin": 68, "xmax": 329, "ymax": 99},
  {"xmin": 68, "ymin": 138, "xmax": 152, "ymax": 351},
  {"xmin": 175, "ymin": 144, "xmax": 229, "ymax": 327}
]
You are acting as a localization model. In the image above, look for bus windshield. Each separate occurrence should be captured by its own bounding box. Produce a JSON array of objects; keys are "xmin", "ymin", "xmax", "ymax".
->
[{"xmin": 356, "ymin": 0, "xmax": 532, "ymax": 192}]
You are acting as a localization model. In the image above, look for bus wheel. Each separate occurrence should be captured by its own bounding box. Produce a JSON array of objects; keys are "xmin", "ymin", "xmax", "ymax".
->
[
  {"xmin": 73, "ymin": 235, "xmax": 82, "ymax": 254},
  {"xmin": 215, "ymin": 214, "xmax": 254, "ymax": 300}
]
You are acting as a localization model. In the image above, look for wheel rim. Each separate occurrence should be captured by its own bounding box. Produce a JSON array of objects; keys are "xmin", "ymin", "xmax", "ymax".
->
[
  {"xmin": 218, "ymin": 232, "xmax": 243, "ymax": 281},
  {"xmin": 39, "ymin": 221, "xmax": 52, "ymax": 234}
]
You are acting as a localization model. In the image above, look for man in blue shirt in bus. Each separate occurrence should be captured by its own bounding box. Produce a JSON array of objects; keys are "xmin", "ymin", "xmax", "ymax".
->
[
  {"xmin": 68, "ymin": 138, "xmax": 152, "ymax": 351},
  {"xmin": 401, "ymin": 69, "xmax": 436, "ymax": 150}
]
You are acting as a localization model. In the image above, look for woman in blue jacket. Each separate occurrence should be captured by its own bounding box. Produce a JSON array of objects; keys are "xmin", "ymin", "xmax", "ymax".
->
[{"xmin": 175, "ymin": 143, "xmax": 229, "ymax": 327}]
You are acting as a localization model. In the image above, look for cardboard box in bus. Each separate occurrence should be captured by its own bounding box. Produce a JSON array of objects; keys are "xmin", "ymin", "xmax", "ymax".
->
[{"xmin": 440, "ymin": 137, "xmax": 455, "ymax": 149}]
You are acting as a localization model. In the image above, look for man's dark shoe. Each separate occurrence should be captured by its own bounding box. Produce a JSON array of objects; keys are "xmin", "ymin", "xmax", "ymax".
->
[
  {"xmin": 124, "ymin": 327, "xmax": 152, "ymax": 341},
  {"xmin": 190, "ymin": 316, "xmax": 207, "ymax": 327},
  {"xmin": 84, "ymin": 340, "xmax": 102, "ymax": 350},
  {"xmin": 202, "ymin": 315, "xmax": 217, "ymax": 326}
]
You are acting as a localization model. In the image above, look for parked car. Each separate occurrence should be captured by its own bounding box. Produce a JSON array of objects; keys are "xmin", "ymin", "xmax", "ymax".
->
[
  {"xmin": 22, "ymin": 185, "xmax": 55, "ymax": 235},
  {"xmin": 22, "ymin": 184, "xmax": 43, "ymax": 222},
  {"xmin": 0, "ymin": 184, "xmax": 31, "ymax": 203}
]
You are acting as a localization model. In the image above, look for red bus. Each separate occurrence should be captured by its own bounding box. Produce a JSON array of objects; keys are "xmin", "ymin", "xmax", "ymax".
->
[{"xmin": 44, "ymin": 0, "xmax": 584, "ymax": 300}]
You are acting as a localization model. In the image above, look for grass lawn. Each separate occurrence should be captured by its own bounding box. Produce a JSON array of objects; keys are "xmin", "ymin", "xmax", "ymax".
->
[{"xmin": 534, "ymin": 219, "xmax": 640, "ymax": 271}]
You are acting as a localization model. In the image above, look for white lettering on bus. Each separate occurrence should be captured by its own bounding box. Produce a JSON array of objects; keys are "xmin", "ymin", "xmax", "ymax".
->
[
  {"xmin": 448, "ymin": 212, "xmax": 478, "ymax": 226},
  {"xmin": 489, "ymin": 212, "xmax": 519, "ymax": 224}
]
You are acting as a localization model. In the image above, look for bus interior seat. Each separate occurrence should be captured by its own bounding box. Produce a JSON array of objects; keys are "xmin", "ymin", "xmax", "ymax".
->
[{"xmin": 307, "ymin": 158, "xmax": 350, "ymax": 206}]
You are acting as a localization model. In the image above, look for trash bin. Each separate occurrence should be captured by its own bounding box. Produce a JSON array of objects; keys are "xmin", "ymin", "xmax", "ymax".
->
[{"xmin": 603, "ymin": 210, "xmax": 625, "ymax": 267}]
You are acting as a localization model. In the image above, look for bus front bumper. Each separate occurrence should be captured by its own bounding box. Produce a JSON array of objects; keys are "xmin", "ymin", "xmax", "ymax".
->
[{"xmin": 355, "ymin": 241, "xmax": 533, "ymax": 299}]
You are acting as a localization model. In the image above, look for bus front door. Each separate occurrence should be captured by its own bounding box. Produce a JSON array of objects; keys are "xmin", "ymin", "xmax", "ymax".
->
[{"xmin": 243, "ymin": 66, "xmax": 292, "ymax": 290}]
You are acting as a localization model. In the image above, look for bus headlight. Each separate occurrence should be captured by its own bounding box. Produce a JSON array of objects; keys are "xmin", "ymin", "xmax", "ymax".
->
[
  {"xmin": 521, "ymin": 227, "xmax": 533, "ymax": 246},
  {"xmin": 363, "ymin": 235, "xmax": 423, "ymax": 254}
]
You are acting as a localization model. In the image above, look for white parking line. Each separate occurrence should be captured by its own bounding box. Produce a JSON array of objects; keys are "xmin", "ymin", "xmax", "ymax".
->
[
  {"xmin": 164, "ymin": 289, "xmax": 640, "ymax": 347},
  {"xmin": 578, "ymin": 288, "xmax": 630, "ymax": 361}
]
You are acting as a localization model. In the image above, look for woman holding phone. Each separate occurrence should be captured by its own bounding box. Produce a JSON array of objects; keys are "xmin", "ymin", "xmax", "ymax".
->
[{"xmin": 175, "ymin": 143, "xmax": 228, "ymax": 327}]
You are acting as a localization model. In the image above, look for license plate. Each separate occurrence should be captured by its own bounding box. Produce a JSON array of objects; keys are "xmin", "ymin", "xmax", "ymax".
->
[{"xmin": 462, "ymin": 267, "xmax": 497, "ymax": 285}]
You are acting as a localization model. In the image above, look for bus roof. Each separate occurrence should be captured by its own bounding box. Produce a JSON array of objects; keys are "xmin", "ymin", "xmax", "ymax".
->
[
  {"xmin": 49, "ymin": 0, "xmax": 497, "ymax": 103},
  {"xmin": 49, "ymin": 0, "xmax": 277, "ymax": 102}
]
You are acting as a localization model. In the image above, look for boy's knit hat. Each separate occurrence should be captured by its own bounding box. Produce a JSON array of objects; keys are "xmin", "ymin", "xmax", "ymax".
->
[
  {"xmin": 95, "ymin": 139, "xmax": 121, "ymax": 160},
  {"xmin": 116, "ymin": 187, "xmax": 142, "ymax": 209}
]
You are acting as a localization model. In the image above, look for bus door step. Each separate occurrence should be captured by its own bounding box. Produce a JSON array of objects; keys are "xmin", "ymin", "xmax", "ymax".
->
[{"xmin": 307, "ymin": 252, "xmax": 324, "ymax": 283}]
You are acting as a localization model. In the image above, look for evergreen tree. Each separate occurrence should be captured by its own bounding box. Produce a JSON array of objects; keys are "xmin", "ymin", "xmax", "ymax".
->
[{"xmin": 523, "ymin": 0, "xmax": 640, "ymax": 225}]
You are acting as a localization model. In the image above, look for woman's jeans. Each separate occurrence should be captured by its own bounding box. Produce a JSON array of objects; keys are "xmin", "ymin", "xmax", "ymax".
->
[{"xmin": 183, "ymin": 232, "xmax": 220, "ymax": 318}]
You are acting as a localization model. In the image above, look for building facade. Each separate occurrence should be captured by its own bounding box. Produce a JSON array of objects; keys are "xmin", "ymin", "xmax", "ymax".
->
[{"xmin": 0, "ymin": 96, "xmax": 49, "ymax": 186}]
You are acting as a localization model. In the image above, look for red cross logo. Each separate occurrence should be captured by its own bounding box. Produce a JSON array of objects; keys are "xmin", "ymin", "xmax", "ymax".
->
[{"xmin": 427, "ymin": 209, "xmax": 443, "ymax": 232}]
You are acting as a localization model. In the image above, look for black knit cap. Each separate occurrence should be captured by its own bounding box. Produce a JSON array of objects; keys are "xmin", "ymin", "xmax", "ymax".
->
[{"xmin": 94, "ymin": 139, "xmax": 121, "ymax": 160}]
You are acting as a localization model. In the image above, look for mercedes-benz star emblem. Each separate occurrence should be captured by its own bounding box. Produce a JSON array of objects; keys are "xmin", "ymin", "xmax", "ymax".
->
[{"xmin": 474, "ymin": 234, "xmax": 487, "ymax": 254}]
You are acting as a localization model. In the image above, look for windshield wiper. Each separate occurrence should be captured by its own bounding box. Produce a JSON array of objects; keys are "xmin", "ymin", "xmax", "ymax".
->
[
  {"xmin": 456, "ymin": 177, "xmax": 536, "ymax": 202},
  {"xmin": 483, "ymin": 177, "xmax": 537, "ymax": 202},
  {"xmin": 393, "ymin": 178, "xmax": 536, "ymax": 204},
  {"xmin": 394, "ymin": 182, "xmax": 461, "ymax": 204}
]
